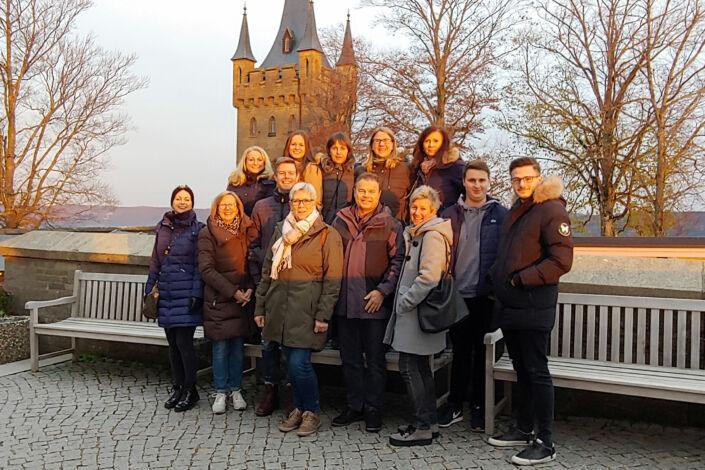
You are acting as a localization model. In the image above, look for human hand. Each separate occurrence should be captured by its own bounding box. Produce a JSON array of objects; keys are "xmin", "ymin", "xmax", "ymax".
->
[
  {"xmin": 254, "ymin": 315, "xmax": 265, "ymax": 328},
  {"xmin": 364, "ymin": 290, "xmax": 385, "ymax": 314},
  {"xmin": 313, "ymin": 320, "xmax": 328, "ymax": 334}
]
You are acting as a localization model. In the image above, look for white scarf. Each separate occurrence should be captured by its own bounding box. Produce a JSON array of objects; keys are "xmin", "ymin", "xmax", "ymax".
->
[{"xmin": 271, "ymin": 209, "xmax": 320, "ymax": 280}]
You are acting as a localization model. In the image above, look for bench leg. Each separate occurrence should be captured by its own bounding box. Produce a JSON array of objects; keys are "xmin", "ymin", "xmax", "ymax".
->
[
  {"xmin": 29, "ymin": 308, "xmax": 39, "ymax": 373},
  {"xmin": 71, "ymin": 337, "xmax": 78, "ymax": 362},
  {"xmin": 484, "ymin": 342, "xmax": 496, "ymax": 435}
]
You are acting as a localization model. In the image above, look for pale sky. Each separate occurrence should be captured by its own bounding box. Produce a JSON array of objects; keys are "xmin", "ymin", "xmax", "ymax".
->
[{"xmin": 76, "ymin": 0, "xmax": 365, "ymax": 208}]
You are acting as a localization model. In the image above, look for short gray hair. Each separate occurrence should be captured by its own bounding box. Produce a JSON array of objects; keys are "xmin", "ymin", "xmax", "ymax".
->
[
  {"xmin": 290, "ymin": 182, "xmax": 317, "ymax": 200},
  {"xmin": 409, "ymin": 185, "xmax": 441, "ymax": 211}
]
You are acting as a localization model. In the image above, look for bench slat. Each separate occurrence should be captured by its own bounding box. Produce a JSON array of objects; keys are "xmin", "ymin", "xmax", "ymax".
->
[
  {"xmin": 691, "ymin": 312, "xmax": 701, "ymax": 369},
  {"xmin": 78, "ymin": 272, "xmax": 148, "ymax": 283},
  {"xmin": 677, "ymin": 310, "xmax": 687, "ymax": 368},
  {"xmin": 586, "ymin": 305, "xmax": 596, "ymax": 360},
  {"xmin": 611, "ymin": 305, "xmax": 621, "ymax": 362},
  {"xmin": 624, "ymin": 307, "xmax": 634, "ymax": 363},
  {"xmin": 664, "ymin": 309, "xmax": 673, "ymax": 367},
  {"xmin": 561, "ymin": 304, "xmax": 571, "ymax": 358},
  {"xmin": 598, "ymin": 306, "xmax": 608, "ymax": 361},
  {"xmin": 650, "ymin": 308, "xmax": 660, "ymax": 366},
  {"xmin": 574, "ymin": 304, "xmax": 584, "ymax": 359},
  {"xmin": 637, "ymin": 308, "xmax": 647, "ymax": 365},
  {"xmin": 558, "ymin": 293, "xmax": 705, "ymax": 312}
]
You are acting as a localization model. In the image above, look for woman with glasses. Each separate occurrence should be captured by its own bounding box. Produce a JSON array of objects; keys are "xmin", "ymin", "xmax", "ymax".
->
[
  {"xmin": 358, "ymin": 127, "xmax": 411, "ymax": 220},
  {"xmin": 227, "ymin": 146, "xmax": 275, "ymax": 216},
  {"xmin": 281, "ymin": 130, "xmax": 323, "ymax": 208},
  {"xmin": 146, "ymin": 185, "xmax": 204, "ymax": 412},
  {"xmin": 198, "ymin": 191, "xmax": 254, "ymax": 415},
  {"xmin": 254, "ymin": 182, "xmax": 343, "ymax": 437},
  {"xmin": 409, "ymin": 126, "xmax": 464, "ymax": 213},
  {"xmin": 318, "ymin": 132, "xmax": 355, "ymax": 224}
]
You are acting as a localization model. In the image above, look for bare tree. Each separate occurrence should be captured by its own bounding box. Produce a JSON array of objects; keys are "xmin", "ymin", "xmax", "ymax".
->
[
  {"xmin": 502, "ymin": 0, "xmax": 655, "ymax": 236},
  {"xmin": 360, "ymin": 0, "xmax": 513, "ymax": 148},
  {"xmin": 0, "ymin": 0, "xmax": 146, "ymax": 229},
  {"xmin": 639, "ymin": 0, "xmax": 705, "ymax": 235}
]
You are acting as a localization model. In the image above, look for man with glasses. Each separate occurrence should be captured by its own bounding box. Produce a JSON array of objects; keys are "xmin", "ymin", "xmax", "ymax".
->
[
  {"xmin": 249, "ymin": 157, "xmax": 299, "ymax": 417},
  {"xmin": 330, "ymin": 173, "xmax": 405, "ymax": 432},
  {"xmin": 487, "ymin": 157, "xmax": 573, "ymax": 465}
]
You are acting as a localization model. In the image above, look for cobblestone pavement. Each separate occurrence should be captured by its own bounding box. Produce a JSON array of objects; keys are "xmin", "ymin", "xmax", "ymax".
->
[{"xmin": 1, "ymin": 360, "xmax": 704, "ymax": 469}]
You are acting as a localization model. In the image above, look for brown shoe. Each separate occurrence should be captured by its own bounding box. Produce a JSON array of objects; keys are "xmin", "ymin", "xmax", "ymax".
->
[
  {"xmin": 280, "ymin": 383, "xmax": 295, "ymax": 415},
  {"xmin": 296, "ymin": 411, "xmax": 321, "ymax": 437},
  {"xmin": 255, "ymin": 383, "xmax": 278, "ymax": 417},
  {"xmin": 278, "ymin": 408, "xmax": 303, "ymax": 433}
]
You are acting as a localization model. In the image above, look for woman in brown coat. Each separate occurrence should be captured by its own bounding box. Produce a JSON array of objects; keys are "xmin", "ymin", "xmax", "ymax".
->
[
  {"xmin": 198, "ymin": 191, "xmax": 254, "ymax": 415},
  {"xmin": 254, "ymin": 182, "xmax": 343, "ymax": 437}
]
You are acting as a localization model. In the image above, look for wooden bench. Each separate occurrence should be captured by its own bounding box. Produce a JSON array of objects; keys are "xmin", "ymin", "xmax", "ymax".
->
[
  {"xmin": 26, "ymin": 270, "xmax": 204, "ymax": 372},
  {"xmin": 244, "ymin": 344, "xmax": 453, "ymax": 406},
  {"xmin": 484, "ymin": 293, "xmax": 705, "ymax": 435}
]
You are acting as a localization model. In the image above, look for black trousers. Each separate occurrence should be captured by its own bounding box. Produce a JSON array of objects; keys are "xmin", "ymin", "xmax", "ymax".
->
[
  {"xmin": 165, "ymin": 326, "xmax": 197, "ymax": 390},
  {"xmin": 448, "ymin": 296, "xmax": 493, "ymax": 409},
  {"xmin": 399, "ymin": 352, "xmax": 437, "ymax": 430},
  {"xmin": 338, "ymin": 317, "xmax": 387, "ymax": 413},
  {"xmin": 503, "ymin": 328, "xmax": 554, "ymax": 445}
]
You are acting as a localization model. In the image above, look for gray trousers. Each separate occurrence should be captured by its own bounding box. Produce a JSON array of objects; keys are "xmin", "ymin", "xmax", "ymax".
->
[{"xmin": 399, "ymin": 352, "xmax": 437, "ymax": 430}]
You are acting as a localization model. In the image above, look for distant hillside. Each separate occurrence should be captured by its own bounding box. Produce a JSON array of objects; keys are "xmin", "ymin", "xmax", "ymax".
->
[{"xmin": 42, "ymin": 206, "xmax": 705, "ymax": 236}]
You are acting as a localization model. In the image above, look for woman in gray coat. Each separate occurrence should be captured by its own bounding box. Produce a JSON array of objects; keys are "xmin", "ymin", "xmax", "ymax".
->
[{"xmin": 384, "ymin": 185, "xmax": 452, "ymax": 447}]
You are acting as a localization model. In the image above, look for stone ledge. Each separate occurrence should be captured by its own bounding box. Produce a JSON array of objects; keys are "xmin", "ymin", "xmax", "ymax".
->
[{"xmin": 0, "ymin": 231, "xmax": 153, "ymax": 266}]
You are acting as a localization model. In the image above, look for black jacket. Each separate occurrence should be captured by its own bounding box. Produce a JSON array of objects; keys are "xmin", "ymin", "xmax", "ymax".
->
[
  {"xmin": 248, "ymin": 188, "xmax": 290, "ymax": 284},
  {"xmin": 489, "ymin": 177, "xmax": 574, "ymax": 331}
]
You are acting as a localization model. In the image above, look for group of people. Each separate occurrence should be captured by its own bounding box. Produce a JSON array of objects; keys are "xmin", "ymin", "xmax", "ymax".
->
[{"xmin": 146, "ymin": 125, "xmax": 574, "ymax": 466}]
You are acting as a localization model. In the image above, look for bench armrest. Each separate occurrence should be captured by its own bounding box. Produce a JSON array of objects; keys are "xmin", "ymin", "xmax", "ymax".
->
[
  {"xmin": 484, "ymin": 328, "xmax": 504, "ymax": 345},
  {"xmin": 25, "ymin": 296, "xmax": 78, "ymax": 310}
]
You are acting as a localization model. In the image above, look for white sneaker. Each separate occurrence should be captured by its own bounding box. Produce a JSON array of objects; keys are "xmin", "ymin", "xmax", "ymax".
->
[
  {"xmin": 212, "ymin": 393, "xmax": 227, "ymax": 414},
  {"xmin": 231, "ymin": 390, "xmax": 247, "ymax": 411}
]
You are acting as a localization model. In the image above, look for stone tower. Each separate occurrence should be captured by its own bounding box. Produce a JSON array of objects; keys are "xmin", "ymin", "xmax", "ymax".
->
[{"xmin": 231, "ymin": 1, "xmax": 357, "ymax": 161}]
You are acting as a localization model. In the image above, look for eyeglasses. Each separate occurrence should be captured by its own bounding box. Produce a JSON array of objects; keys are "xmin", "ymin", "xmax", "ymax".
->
[
  {"xmin": 511, "ymin": 176, "xmax": 540, "ymax": 186},
  {"xmin": 372, "ymin": 138, "xmax": 392, "ymax": 145},
  {"xmin": 290, "ymin": 198, "xmax": 315, "ymax": 206}
]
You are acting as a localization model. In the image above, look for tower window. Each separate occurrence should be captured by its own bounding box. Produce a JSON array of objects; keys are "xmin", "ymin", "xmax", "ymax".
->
[
  {"xmin": 250, "ymin": 118, "xmax": 257, "ymax": 137},
  {"xmin": 268, "ymin": 116, "xmax": 277, "ymax": 136},
  {"xmin": 289, "ymin": 115, "xmax": 297, "ymax": 132},
  {"xmin": 283, "ymin": 29, "xmax": 294, "ymax": 54}
]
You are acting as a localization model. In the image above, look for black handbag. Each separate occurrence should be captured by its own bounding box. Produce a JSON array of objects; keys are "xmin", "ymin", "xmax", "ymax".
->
[
  {"xmin": 416, "ymin": 235, "xmax": 469, "ymax": 333},
  {"xmin": 142, "ymin": 283, "xmax": 159, "ymax": 320}
]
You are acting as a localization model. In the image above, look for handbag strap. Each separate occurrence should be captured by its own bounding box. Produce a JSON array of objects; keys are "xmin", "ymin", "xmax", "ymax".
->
[{"xmin": 415, "ymin": 231, "xmax": 452, "ymax": 279}]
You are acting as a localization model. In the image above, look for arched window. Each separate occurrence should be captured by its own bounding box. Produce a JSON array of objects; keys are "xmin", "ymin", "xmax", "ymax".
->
[
  {"xmin": 268, "ymin": 116, "xmax": 277, "ymax": 136},
  {"xmin": 249, "ymin": 118, "xmax": 257, "ymax": 137},
  {"xmin": 288, "ymin": 115, "xmax": 297, "ymax": 132},
  {"xmin": 283, "ymin": 29, "xmax": 293, "ymax": 54}
]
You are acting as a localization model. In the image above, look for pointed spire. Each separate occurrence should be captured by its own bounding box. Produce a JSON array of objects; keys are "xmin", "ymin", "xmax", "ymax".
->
[
  {"xmin": 232, "ymin": 5, "xmax": 256, "ymax": 62},
  {"xmin": 337, "ymin": 11, "xmax": 356, "ymax": 66}
]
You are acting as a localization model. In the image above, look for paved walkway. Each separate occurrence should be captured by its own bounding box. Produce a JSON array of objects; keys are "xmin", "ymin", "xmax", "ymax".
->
[{"xmin": 0, "ymin": 360, "xmax": 703, "ymax": 469}]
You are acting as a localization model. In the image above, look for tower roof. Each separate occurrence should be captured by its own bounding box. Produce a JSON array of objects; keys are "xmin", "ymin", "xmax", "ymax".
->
[
  {"xmin": 336, "ymin": 13, "xmax": 356, "ymax": 66},
  {"xmin": 261, "ymin": 0, "xmax": 331, "ymax": 69},
  {"xmin": 232, "ymin": 7, "xmax": 256, "ymax": 62}
]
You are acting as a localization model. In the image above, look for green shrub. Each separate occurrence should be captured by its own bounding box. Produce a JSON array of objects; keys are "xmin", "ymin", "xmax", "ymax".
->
[{"xmin": 0, "ymin": 289, "xmax": 13, "ymax": 317}]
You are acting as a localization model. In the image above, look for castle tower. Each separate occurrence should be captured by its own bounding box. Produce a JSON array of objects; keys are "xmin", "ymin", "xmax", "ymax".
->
[{"xmin": 231, "ymin": 0, "xmax": 357, "ymax": 161}]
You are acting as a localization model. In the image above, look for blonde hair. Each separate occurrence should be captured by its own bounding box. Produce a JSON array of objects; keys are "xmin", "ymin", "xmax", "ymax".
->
[
  {"xmin": 228, "ymin": 146, "xmax": 274, "ymax": 187},
  {"xmin": 209, "ymin": 191, "xmax": 245, "ymax": 222},
  {"xmin": 289, "ymin": 182, "xmax": 317, "ymax": 201},
  {"xmin": 409, "ymin": 185, "xmax": 441, "ymax": 211},
  {"xmin": 364, "ymin": 127, "xmax": 399, "ymax": 172}
]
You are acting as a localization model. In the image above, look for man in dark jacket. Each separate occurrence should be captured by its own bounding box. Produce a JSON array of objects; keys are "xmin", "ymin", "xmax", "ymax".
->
[
  {"xmin": 488, "ymin": 157, "xmax": 573, "ymax": 466},
  {"xmin": 248, "ymin": 157, "xmax": 298, "ymax": 417},
  {"xmin": 330, "ymin": 172, "xmax": 405, "ymax": 432},
  {"xmin": 439, "ymin": 160, "xmax": 507, "ymax": 432}
]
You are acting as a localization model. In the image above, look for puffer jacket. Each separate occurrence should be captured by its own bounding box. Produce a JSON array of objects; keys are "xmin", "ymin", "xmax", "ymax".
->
[
  {"xmin": 319, "ymin": 153, "xmax": 355, "ymax": 224},
  {"xmin": 254, "ymin": 216, "xmax": 344, "ymax": 350},
  {"xmin": 383, "ymin": 217, "xmax": 452, "ymax": 355},
  {"xmin": 198, "ymin": 216, "xmax": 254, "ymax": 341},
  {"xmin": 227, "ymin": 175, "xmax": 275, "ymax": 216},
  {"xmin": 490, "ymin": 176, "xmax": 574, "ymax": 331},
  {"xmin": 146, "ymin": 210, "xmax": 204, "ymax": 329},
  {"xmin": 355, "ymin": 154, "xmax": 412, "ymax": 221},
  {"xmin": 331, "ymin": 204, "xmax": 405, "ymax": 320},
  {"xmin": 411, "ymin": 147, "xmax": 465, "ymax": 212},
  {"xmin": 247, "ymin": 188, "xmax": 290, "ymax": 284}
]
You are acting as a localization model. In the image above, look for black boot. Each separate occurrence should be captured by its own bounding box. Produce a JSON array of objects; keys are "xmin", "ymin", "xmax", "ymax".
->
[
  {"xmin": 164, "ymin": 385, "xmax": 182, "ymax": 409},
  {"xmin": 174, "ymin": 387, "xmax": 200, "ymax": 412}
]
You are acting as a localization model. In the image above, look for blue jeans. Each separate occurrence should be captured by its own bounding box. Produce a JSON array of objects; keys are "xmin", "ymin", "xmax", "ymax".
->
[
  {"xmin": 281, "ymin": 345, "xmax": 320, "ymax": 412},
  {"xmin": 212, "ymin": 337, "xmax": 244, "ymax": 393}
]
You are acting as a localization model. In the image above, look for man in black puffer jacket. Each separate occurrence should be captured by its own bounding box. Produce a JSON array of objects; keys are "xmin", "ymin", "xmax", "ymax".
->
[{"xmin": 488, "ymin": 157, "xmax": 573, "ymax": 466}]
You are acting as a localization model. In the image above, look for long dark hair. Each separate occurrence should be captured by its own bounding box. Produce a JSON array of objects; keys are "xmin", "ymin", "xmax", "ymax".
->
[
  {"xmin": 282, "ymin": 130, "xmax": 314, "ymax": 165},
  {"xmin": 410, "ymin": 125, "xmax": 451, "ymax": 175}
]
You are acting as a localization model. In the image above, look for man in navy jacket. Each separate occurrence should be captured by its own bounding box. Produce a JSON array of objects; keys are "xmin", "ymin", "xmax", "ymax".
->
[
  {"xmin": 488, "ymin": 157, "xmax": 573, "ymax": 466},
  {"xmin": 439, "ymin": 160, "xmax": 508, "ymax": 431}
]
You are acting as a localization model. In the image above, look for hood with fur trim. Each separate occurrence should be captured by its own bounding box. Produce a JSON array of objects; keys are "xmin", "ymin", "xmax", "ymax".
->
[
  {"xmin": 440, "ymin": 146, "xmax": 460, "ymax": 166},
  {"xmin": 532, "ymin": 176, "xmax": 564, "ymax": 203}
]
